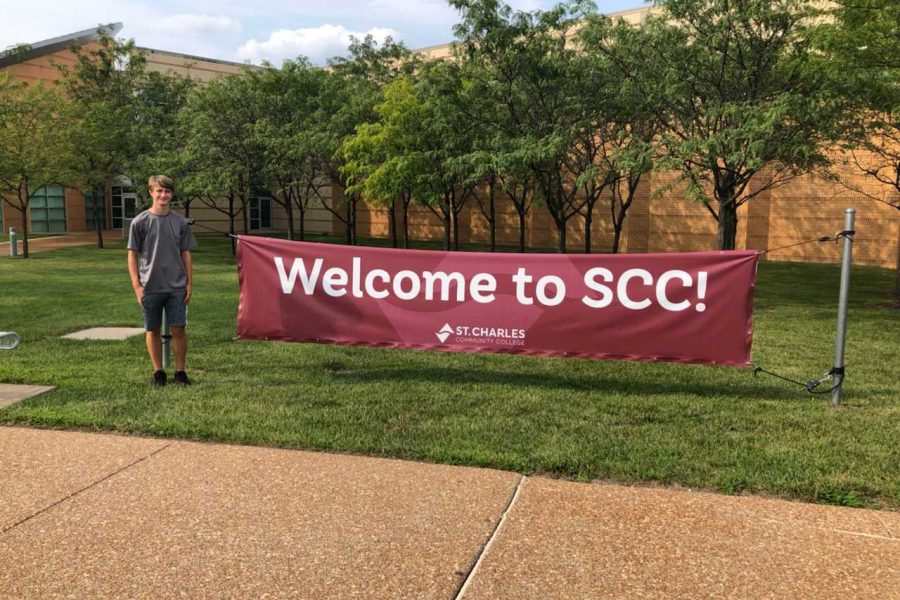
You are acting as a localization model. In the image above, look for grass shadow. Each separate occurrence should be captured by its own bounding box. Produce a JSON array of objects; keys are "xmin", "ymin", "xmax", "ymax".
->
[{"xmin": 326, "ymin": 364, "xmax": 806, "ymax": 401}]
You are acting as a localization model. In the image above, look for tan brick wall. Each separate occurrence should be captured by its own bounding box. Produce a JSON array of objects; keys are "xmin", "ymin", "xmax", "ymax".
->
[
  {"xmin": 354, "ymin": 167, "xmax": 899, "ymax": 269},
  {"xmin": 4, "ymin": 46, "xmax": 87, "ymax": 85},
  {"xmin": 142, "ymin": 48, "xmax": 251, "ymax": 82},
  {"xmin": 1, "ymin": 197, "xmax": 25, "ymax": 232},
  {"xmin": 65, "ymin": 188, "xmax": 86, "ymax": 231},
  {"xmin": 760, "ymin": 167, "xmax": 898, "ymax": 268}
]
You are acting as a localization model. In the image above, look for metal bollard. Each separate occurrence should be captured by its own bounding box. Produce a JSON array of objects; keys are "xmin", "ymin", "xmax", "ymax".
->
[
  {"xmin": 161, "ymin": 307, "xmax": 171, "ymax": 369},
  {"xmin": 831, "ymin": 208, "xmax": 855, "ymax": 407},
  {"xmin": 9, "ymin": 227, "xmax": 17, "ymax": 257}
]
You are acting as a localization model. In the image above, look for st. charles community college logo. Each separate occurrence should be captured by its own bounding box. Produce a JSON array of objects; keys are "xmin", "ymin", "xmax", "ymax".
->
[
  {"xmin": 436, "ymin": 324, "xmax": 454, "ymax": 343},
  {"xmin": 435, "ymin": 323, "xmax": 526, "ymax": 347}
]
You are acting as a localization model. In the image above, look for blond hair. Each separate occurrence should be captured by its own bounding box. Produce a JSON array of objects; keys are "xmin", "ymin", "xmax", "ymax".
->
[{"xmin": 148, "ymin": 175, "xmax": 175, "ymax": 191}]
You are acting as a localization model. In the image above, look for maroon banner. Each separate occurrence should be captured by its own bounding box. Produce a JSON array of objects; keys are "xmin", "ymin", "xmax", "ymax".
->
[{"xmin": 236, "ymin": 236, "xmax": 759, "ymax": 366}]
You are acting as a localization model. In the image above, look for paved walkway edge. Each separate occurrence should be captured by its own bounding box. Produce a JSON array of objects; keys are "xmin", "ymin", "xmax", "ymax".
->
[
  {"xmin": 2, "ymin": 427, "xmax": 898, "ymax": 599},
  {"xmin": 455, "ymin": 474, "xmax": 526, "ymax": 599},
  {"xmin": 1, "ymin": 442, "xmax": 175, "ymax": 535}
]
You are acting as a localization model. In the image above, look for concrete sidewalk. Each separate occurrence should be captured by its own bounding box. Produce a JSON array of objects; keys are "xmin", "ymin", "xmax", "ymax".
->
[{"xmin": 1, "ymin": 427, "xmax": 897, "ymax": 599}]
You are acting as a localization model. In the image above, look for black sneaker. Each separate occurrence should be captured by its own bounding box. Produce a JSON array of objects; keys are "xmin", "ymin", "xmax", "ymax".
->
[
  {"xmin": 152, "ymin": 370, "xmax": 167, "ymax": 387},
  {"xmin": 173, "ymin": 371, "xmax": 191, "ymax": 386}
]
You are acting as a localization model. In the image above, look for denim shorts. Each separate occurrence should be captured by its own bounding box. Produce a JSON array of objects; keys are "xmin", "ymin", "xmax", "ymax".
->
[{"xmin": 142, "ymin": 289, "xmax": 188, "ymax": 331}]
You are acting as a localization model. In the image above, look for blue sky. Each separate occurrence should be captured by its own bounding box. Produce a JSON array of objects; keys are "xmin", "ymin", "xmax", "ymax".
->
[{"xmin": 0, "ymin": 0, "xmax": 648, "ymax": 66}]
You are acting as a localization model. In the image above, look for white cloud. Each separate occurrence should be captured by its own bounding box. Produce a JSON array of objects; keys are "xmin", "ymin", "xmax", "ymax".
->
[
  {"xmin": 158, "ymin": 14, "xmax": 242, "ymax": 35},
  {"xmin": 509, "ymin": 0, "xmax": 548, "ymax": 11},
  {"xmin": 0, "ymin": 0, "xmax": 643, "ymax": 65},
  {"xmin": 238, "ymin": 24, "xmax": 400, "ymax": 65}
]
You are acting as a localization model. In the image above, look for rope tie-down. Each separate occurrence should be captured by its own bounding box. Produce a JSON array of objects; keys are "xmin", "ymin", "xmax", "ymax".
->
[{"xmin": 753, "ymin": 216, "xmax": 857, "ymax": 404}]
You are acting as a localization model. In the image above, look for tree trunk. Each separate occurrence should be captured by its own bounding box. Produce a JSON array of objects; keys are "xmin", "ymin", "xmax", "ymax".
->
[
  {"xmin": 611, "ymin": 222, "xmax": 623, "ymax": 254},
  {"xmin": 351, "ymin": 196, "xmax": 358, "ymax": 245},
  {"xmin": 557, "ymin": 212, "xmax": 567, "ymax": 254},
  {"xmin": 452, "ymin": 206, "xmax": 460, "ymax": 251},
  {"xmin": 94, "ymin": 184, "xmax": 105, "ymax": 250},
  {"xmin": 16, "ymin": 205, "xmax": 30, "ymax": 258},
  {"xmin": 299, "ymin": 205, "xmax": 305, "ymax": 241},
  {"xmin": 611, "ymin": 187, "xmax": 623, "ymax": 253},
  {"xmin": 488, "ymin": 178, "xmax": 496, "ymax": 252},
  {"xmin": 228, "ymin": 195, "xmax": 237, "ymax": 255},
  {"xmin": 402, "ymin": 196, "xmax": 411, "ymax": 249},
  {"xmin": 610, "ymin": 176, "xmax": 639, "ymax": 254},
  {"xmin": 443, "ymin": 206, "xmax": 451, "ymax": 251},
  {"xmin": 344, "ymin": 195, "xmax": 354, "ymax": 245},
  {"xmin": 350, "ymin": 197, "xmax": 356, "ymax": 245},
  {"xmin": 543, "ymin": 173, "xmax": 568, "ymax": 254},
  {"xmin": 389, "ymin": 199, "xmax": 398, "ymax": 248},
  {"xmin": 285, "ymin": 198, "xmax": 295, "ymax": 241},
  {"xmin": 717, "ymin": 198, "xmax": 738, "ymax": 250},
  {"xmin": 517, "ymin": 203, "xmax": 526, "ymax": 253},
  {"xmin": 584, "ymin": 202, "xmax": 593, "ymax": 254}
]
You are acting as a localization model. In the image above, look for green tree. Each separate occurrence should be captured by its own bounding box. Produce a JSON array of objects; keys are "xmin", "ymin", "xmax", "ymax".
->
[
  {"xmin": 452, "ymin": 0, "xmax": 605, "ymax": 253},
  {"xmin": 341, "ymin": 77, "xmax": 422, "ymax": 248},
  {"xmin": 450, "ymin": 1, "xmax": 540, "ymax": 252},
  {"xmin": 819, "ymin": 0, "xmax": 899, "ymax": 301},
  {"xmin": 181, "ymin": 72, "xmax": 265, "ymax": 254},
  {"xmin": 580, "ymin": 14, "xmax": 661, "ymax": 253},
  {"xmin": 248, "ymin": 58, "xmax": 325, "ymax": 240},
  {"xmin": 128, "ymin": 70, "xmax": 196, "ymax": 214},
  {"xmin": 607, "ymin": 0, "xmax": 843, "ymax": 250},
  {"xmin": 311, "ymin": 36, "xmax": 411, "ymax": 245},
  {"xmin": 821, "ymin": 1, "xmax": 899, "ymax": 210},
  {"xmin": 0, "ymin": 74, "xmax": 73, "ymax": 258},
  {"xmin": 414, "ymin": 61, "xmax": 481, "ymax": 251},
  {"xmin": 342, "ymin": 63, "xmax": 478, "ymax": 252},
  {"xmin": 55, "ymin": 33, "xmax": 147, "ymax": 249}
]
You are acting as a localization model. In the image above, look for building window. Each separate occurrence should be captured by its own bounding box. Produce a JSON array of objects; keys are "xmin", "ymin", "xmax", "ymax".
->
[
  {"xmin": 30, "ymin": 185, "xmax": 67, "ymax": 233},
  {"xmin": 250, "ymin": 197, "xmax": 272, "ymax": 230},
  {"xmin": 111, "ymin": 186, "xmax": 138, "ymax": 229},
  {"xmin": 84, "ymin": 188, "xmax": 106, "ymax": 230}
]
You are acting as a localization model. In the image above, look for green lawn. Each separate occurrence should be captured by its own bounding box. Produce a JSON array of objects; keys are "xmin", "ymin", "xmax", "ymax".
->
[{"xmin": 1, "ymin": 238, "xmax": 897, "ymax": 509}]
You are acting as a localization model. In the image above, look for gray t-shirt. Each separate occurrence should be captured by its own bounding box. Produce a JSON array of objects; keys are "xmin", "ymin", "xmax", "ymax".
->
[{"xmin": 127, "ymin": 210, "xmax": 197, "ymax": 293}]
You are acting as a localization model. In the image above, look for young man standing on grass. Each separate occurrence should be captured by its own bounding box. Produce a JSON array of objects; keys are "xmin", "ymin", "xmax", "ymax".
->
[{"xmin": 127, "ymin": 175, "xmax": 197, "ymax": 387}]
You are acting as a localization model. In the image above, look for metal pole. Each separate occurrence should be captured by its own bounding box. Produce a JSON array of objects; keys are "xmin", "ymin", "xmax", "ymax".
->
[
  {"xmin": 161, "ymin": 307, "xmax": 171, "ymax": 370},
  {"xmin": 9, "ymin": 227, "xmax": 17, "ymax": 257},
  {"xmin": 832, "ymin": 208, "xmax": 855, "ymax": 407}
]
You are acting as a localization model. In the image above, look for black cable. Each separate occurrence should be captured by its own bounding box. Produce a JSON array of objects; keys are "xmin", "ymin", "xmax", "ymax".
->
[
  {"xmin": 762, "ymin": 230, "xmax": 855, "ymax": 255},
  {"xmin": 752, "ymin": 364, "xmax": 845, "ymax": 395},
  {"xmin": 753, "ymin": 364, "xmax": 808, "ymax": 387},
  {"xmin": 762, "ymin": 236, "xmax": 833, "ymax": 254},
  {"xmin": 186, "ymin": 219, "xmax": 238, "ymax": 238},
  {"xmin": 753, "ymin": 228, "xmax": 855, "ymax": 397}
]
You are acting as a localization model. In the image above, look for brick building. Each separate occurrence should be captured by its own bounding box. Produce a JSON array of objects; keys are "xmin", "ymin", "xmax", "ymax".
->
[
  {"xmin": 1, "ymin": 13, "xmax": 897, "ymax": 269},
  {"xmin": 0, "ymin": 23, "xmax": 333, "ymax": 242}
]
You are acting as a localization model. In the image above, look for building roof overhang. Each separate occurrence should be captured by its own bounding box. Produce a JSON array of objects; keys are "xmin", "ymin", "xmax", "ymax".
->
[{"xmin": 0, "ymin": 23, "xmax": 123, "ymax": 68}]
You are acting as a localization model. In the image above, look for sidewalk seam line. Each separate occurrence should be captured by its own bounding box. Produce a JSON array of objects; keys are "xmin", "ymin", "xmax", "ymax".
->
[
  {"xmin": 873, "ymin": 515, "xmax": 896, "ymax": 540},
  {"xmin": 0, "ymin": 442, "xmax": 177, "ymax": 536},
  {"xmin": 827, "ymin": 528, "xmax": 899, "ymax": 542},
  {"xmin": 453, "ymin": 474, "xmax": 526, "ymax": 600}
]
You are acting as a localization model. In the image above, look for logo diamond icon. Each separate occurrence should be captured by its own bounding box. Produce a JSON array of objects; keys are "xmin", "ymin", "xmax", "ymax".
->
[{"xmin": 436, "ymin": 324, "xmax": 454, "ymax": 343}]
